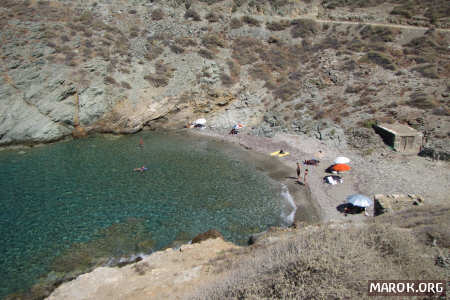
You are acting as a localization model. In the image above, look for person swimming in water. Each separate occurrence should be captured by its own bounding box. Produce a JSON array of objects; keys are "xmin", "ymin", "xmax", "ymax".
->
[{"xmin": 133, "ymin": 166, "xmax": 147, "ymax": 173}]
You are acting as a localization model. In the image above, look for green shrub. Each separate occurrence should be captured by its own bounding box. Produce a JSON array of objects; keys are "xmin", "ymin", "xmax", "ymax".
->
[
  {"xmin": 273, "ymin": 81, "xmax": 298, "ymax": 102},
  {"xmin": 290, "ymin": 19, "xmax": 319, "ymax": 38},
  {"xmin": 266, "ymin": 20, "xmax": 290, "ymax": 31},
  {"xmin": 362, "ymin": 51, "xmax": 396, "ymax": 70},
  {"xmin": 220, "ymin": 73, "xmax": 234, "ymax": 86},
  {"xmin": 230, "ymin": 18, "xmax": 242, "ymax": 29},
  {"xmin": 231, "ymin": 37, "xmax": 262, "ymax": 65},
  {"xmin": 198, "ymin": 48, "xmax": 215, "ymax": 59},
  {"xmin": 202, "ymin": 35, "xmax": 226, "ymax": 49},
  {"xmin": 104, "ymin": 76, "xmax": 117, "ymax": 85},
  {"xmin": 144, "ymin": 45, "xmax": 164, "ymax": 61},
  {"xmin": 205, "ymin": 12, "xmax": 220, "ymax": 23},
  {"xmin": 170, "ymin": 44, "xmax": 184, "ymax": 54},
  {"xmin": 411, "ymin": 64, "xmax": 439, "ymax": 79},
  {"xmin": 184, "ymin": 9, "xmax": 201, "ymax": 21},
  {"xmin": 176, "ymin": 37, "xmax": 197, "ymax": 48},
  {"xmin": 151, "ymin": 8, "xmax": 164, "ymax": 20},
  {"xmin": 144, "ymin": 61, "xmax": 174, "ymax": 88},
  {"xmin": 241, "ymin": 16, "xmax": 260, "ymax": 27},
  {"xmin": 407, "ymin": 92, "xmax": 437, "ymax": 109},
  {"xmin": 121, "ymin": 81, "xmax": 132, "ymax": 89},
  {"xmin": 360, "ymin": 25, "xmax": 396, "ymax": 42}
]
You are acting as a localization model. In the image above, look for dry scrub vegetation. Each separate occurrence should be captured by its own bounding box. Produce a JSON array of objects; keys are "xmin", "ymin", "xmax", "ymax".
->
[{"xmin": 190, "ymin": 205, "xmax": 448, "ymax": 299}]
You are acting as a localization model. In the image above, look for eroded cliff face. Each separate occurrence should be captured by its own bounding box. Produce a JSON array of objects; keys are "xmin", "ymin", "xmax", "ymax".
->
[{"xmin": 0, "ymin": 0, "xmax": 449, "ymax": 155}]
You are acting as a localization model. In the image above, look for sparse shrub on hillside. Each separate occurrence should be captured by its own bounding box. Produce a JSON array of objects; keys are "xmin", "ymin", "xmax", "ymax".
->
[
  {"xmin": 314, "ymin": 35, "xmax": 340, "ymax": 50},
  {"xmin": 144, "ymin": 45, "xmax": 164, "ymax": 61},
  {"xmin": 360, "ymin": 25, "xmax": 397, "ymax": 43},
  {"xmin": 193, "ymin": 222, "xmax": 444, "ymax": 299},
  {"xmin": 290, "ymin": 19, "xmax": 319, "ymax": 38},
  {"xmin": 230, "ymin": 18, "xmax": 243, "ymax": 29},
  {"xmin": 432, "ymin": 106, "xmax": 450, "ymax": 116},
  {"xmin": 198, "ymin": 48, "xmax": 215, "ymax": 59},
  {"xmin": 258, "ymin": 47, "xmax": 298, "ymax": 73},
  {"xmin": 249, "ymin": 63, "xmax": 274, "ymax": 83},
  {"xmin": 121, "ymin": 81, "xmax": 132, "ymax": 89},
  {"xmin": 170, "ymin": 44, "xmax": 184, "ymax": 54},
  {"xmin": 273, "ymin": 81, "xmax": 298, "ymax": 102},
  {"xmin": 362, "ymin": 51, "xmax": 396, "ymax": 70},
  {"xmin": 60, "ymin": 35, "xmax": 70, "ymax": 43},
  {"xmin": 77, "ymin": 11, "xmax": 94, "ymax": 26},
  {"xmin": 151, "ymin": 8, "xmax": 164, "ymax": 20},
  {"xmin": 266, "ymin": 20, "xmax": 290, "ymax": 31},
  {"xmin": 353, "ymin": 96, "xmax": 372, "ymax": 107},
  {"xmin": 129, "ymin": 30, "xmax": 139, "ymax": 39},
  {"xmin": 184, "ymin": 9, "xmax": 201, "ymax": 21},
  {"xmin": 323, "ymin": 0, "xmax": 387, "ymax": 9},
  {"xmin": 232, "ymin": 37, "xmax": 263, "ymax": 65},
  {"xmin": 346, "ymin": 38, "xmax": 365, "ymax": 52},
  {"xmin": 144, "ymin": 60, "xmax": 174, "ymax": 88},
  {"xmin": 199, "ymin": 0, "xmax": 225, "ymax": 4},
  {"xmin": 202, "ymin": 35, "xmax": 227, "ymax": 49},
  {"xmin": 176, "ymin": 37, "xmax": 197, "ymax": 48},
  {"xmin": 411, "ymin": 64, "xmax": 439, "ymax": 79},
  {"xmin": 104, "ymin": 76, "xmax": 117, "ymax": 85},
  {"xmin": 407, "ymin": 92, "xmax": 437, "ymax": 109},
  {"xmin": 227, "ymin": 59, "xmax": 240, "ymax": 81},
  {"xmin": 205, "ymin": 12, "xmax": 220, "ymax": 23},
  {"xmin": 241, "ymin": 16, "xmax": 260, "ymax": 27},
  {"xmin": 220, "ymin": 73, "xmax": 234, "ymax": 86}
]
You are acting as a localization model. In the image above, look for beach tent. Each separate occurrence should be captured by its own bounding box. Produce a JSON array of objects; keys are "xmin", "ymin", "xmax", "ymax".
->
[
  {"xmin": 347, "ymin": 194, "xmax": 372, "ymax": 208},
  {"xmin": 334, "ymin": 156, "xmax": 350, "ymax": 164},
  {"xmin": 331, "ymin": 163, "xmax": 351, "ymax": 172}
]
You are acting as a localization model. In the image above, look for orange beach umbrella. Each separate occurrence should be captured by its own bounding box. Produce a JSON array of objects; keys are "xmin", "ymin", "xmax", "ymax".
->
[{"xmin": 332, "ymin": 164, "xmax": 351, "ymax": 172}]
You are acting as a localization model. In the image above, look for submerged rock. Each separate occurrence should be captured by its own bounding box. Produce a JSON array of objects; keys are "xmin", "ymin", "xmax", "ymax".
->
[{"xmin": 191, "ymin": 229, "xmax": 224, "ymax": 244}]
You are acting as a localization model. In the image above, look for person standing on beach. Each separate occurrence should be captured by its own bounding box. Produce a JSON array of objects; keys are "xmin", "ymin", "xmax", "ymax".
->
[
  {"xmin": 296, "ymin": 162, "xmax": 301, "ymax": 183},
  {"xmin": 304, "ymin": 169, "xmax": 309, "ymax": 184}
]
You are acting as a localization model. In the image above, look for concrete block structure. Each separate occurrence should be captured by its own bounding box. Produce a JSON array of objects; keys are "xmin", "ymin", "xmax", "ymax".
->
[{"xmin": 374, "ymin": 123, "xmax": 423, "ymax": 154}]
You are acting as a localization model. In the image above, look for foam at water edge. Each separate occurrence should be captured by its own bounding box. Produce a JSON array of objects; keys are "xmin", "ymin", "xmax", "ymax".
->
[{"xmin": 280, "ymin": 184, "xmax": 297, "ymax": 226}]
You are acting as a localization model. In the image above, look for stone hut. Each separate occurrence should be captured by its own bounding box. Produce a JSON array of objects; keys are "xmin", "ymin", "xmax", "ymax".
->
[{"xmin": 374, "ymin": 123, "xmax": 423, "ymax": 153}]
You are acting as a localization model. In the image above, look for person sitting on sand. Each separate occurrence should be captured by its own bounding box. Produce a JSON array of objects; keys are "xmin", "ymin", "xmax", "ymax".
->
[
  {"xmin": 279, "ymin": 149, "xmax": 284, "ymax": 154},
  {"xmin": 304, "ymin": 168, "xmax": 309, "ymax": 184}
]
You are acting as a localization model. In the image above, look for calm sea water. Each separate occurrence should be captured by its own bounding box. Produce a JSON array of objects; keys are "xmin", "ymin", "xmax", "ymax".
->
[{"xmin": 0, "ymin": 131, "xmax": 286, "ymax": 298}]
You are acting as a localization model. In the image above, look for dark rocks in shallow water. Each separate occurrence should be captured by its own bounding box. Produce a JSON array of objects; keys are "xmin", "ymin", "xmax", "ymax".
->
[
  {"xmin": 248, "ymin": 231, "xmax": 267, "ymax": 245},
  {"xmin": 192, "ymin": 229, "xmax": 223, "ymax": 244}
]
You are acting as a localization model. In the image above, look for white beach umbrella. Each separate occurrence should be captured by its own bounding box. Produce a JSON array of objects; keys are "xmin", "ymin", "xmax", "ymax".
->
[
  {"xmin": 346, "ymin": 194, "xmax": 372, "ymax": 208},
  {"xmin": 334, "ymin": 156, "xmax": 350, "ymax": 164},
  {"xmin": 194, "ymin": 118, "xmax": 206, "ymax": 125}
]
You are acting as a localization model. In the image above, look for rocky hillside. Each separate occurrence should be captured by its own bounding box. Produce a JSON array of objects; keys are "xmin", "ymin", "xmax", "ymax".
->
[{"xmin": 0, "ymin": 0, "xmax": 449, "ymax": 155}]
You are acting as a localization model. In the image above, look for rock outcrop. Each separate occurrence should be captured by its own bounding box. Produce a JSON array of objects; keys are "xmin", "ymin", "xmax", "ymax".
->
[{"xmin": 46, "ymin": 238, "xmax": 238, "ymax": 300}]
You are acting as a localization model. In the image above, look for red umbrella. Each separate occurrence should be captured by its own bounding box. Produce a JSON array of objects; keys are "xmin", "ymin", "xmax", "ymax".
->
[{"xmin": 332, "ymin": 164, "xmax": 351, "ymax": 172}]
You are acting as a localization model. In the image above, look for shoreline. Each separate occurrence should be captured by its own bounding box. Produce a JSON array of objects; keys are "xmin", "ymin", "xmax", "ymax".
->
[{"xmin": 22, "ymin": 128, "xmax": 448, "ymax": 300}]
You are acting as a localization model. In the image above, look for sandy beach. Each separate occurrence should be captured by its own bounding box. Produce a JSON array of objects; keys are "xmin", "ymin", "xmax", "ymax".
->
[{"xmin": 190, "ymin": 128, "xmax": 450, "ymax": 224}]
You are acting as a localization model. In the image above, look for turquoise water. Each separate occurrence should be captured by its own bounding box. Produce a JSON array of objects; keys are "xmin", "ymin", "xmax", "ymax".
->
[{"xmin": 0, "ymin": 132, "xmax": 285, "ymax": 298}]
